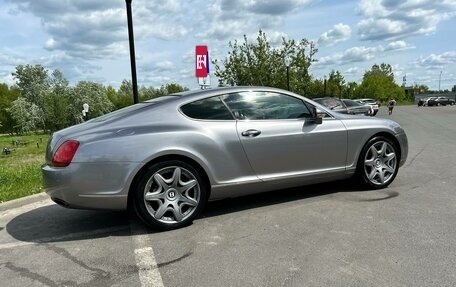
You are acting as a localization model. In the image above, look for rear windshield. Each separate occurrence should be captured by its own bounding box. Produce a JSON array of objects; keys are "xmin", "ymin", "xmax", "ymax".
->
[
  {"xmin": 342, "ymin": 99, "xmax": 362, "ymax": 107},
  {"xmin": 91, "ymin": 95, "xmax": 180, "ymax": 122},
  {"xmin": 314, "ymin": 98, "xmax": 344, "ymax": 110}
]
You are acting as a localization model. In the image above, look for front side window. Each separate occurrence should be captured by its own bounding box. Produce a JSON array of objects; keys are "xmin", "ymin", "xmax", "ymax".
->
[
  {"xmin": 221, "ymin": 91, "xmax": 311, "ymax": 120},
  {"xmin": 180, "ymin": 96, "xmax": 233, "ymax": 120}
]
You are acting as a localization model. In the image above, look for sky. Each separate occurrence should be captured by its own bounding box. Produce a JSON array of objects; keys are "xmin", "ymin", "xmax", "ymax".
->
[{"xmin": 1, "ymin": 0, "xmax": 456, "ymax": 91}]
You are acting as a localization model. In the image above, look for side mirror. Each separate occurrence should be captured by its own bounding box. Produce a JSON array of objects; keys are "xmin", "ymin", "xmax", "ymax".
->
[{"xmin": 312, "ymin": 107, "xmax": 325, "ymax": 125}]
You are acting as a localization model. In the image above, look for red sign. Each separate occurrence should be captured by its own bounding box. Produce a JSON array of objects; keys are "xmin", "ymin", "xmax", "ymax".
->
[{"xmin": 195, "ymin": 45, "xmax": 209, "ymax": 77}]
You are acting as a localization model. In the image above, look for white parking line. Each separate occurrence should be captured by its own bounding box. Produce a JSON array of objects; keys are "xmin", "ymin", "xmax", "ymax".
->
[{"xmin": 130, "ymin": 222, "xmax": 164, "ymax": 287}]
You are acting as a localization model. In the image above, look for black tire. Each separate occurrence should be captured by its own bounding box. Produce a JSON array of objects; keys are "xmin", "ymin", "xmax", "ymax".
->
[
  {"xmin": 356, "ymin": 136, "xmax": 400, "ymax": 189},
  {"xmin": 133, "ymin": 160, "xmax": 207, "ymax": 230}
]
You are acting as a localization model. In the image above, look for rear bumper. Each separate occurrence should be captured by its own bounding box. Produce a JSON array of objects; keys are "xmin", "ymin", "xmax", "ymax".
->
[{"xmin": 42, "ymin": 162, "xmax": 139, "ymax": 210}]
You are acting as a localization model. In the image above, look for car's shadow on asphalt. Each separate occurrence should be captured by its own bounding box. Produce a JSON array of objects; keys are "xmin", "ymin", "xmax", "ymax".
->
[
  {"xmin": 200, "ymin": 180, "xmax": 399, "ymax": 218},
  {"xmin": 6, "ymin": 180, "xmax": 398, "ymax": 244}
]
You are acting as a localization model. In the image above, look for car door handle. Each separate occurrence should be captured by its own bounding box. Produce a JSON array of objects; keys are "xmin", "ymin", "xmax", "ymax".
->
[{"xmin": 241, "ymin": 129, "xmax": 261, "ymax": 137}]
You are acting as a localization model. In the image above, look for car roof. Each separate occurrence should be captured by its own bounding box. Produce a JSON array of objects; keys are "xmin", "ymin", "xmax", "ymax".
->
[
  {"xmin": 313, "ymin": 97, "xmax": 341, "ymax": 101},
  {"xmin": 165, "ymin": 86, "xmax": 302, "ymax": 103}
]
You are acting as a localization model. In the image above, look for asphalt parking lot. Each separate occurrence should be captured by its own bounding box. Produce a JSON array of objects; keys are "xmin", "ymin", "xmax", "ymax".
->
[{"xmin": 1, "ymin": 105, "xmax": 456, "ymax": 287}]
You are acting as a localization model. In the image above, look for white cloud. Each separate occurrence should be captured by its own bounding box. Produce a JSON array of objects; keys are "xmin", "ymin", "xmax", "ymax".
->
[
  {"xmin": 136, "ymin": 24, "xmax": 188, "ymax": 41},
  {"xmin": 182, "ymin": 50, "xmax": 195, "ymax": 64},
  {"xmin": 386, "ymin": 41, "xmax": 415, "ymax": 51},
  {"xmin": 345, "ymin": 67, "xmax": 359, "ymax": 75},
  {"xmin": 0, "ymin": 71, "xmax": 15, "ymax": 86},
  {"xmin": 0, "ymin": 53, "xmax": 26, "ymax": 66},
  {"xmin": 220, "ymin": 0, "xmax": 312, "ymax": 16},
  {"xmin": 1, "ymin": 0, "xmax": 455, "ymax": 90},
  {"xmin": 316, "ymin": 40, "xmax": 416, "ymax": 67},
  {"xmin": 316, "ymin": 46, "xmax": 382, "ymax": 66},
  {"xmin": 139, "ymin": 75, "xmax": 172, "ymax": 87},
  {"xmin": 318, "ymin": 23, "xmax": 351, "ymax": 47},
  {"xmin": 196, "ymin": 0, "xmax": 308, "ymax": 43},
  {"xmin": 357, "ymin": 0, "xmax": 456, "ymax": 41},
  {"xmin": 417, "ymin": 51, "xmax": 456, "ymax": 69}
]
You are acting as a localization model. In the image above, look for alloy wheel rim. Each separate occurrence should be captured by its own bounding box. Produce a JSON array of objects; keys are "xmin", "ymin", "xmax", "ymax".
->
[
  {"xmin": 363, "ymin": 141, "xmax": 397, "ymax": 185},
  {"xmin": 143, "ymin": 166, "xmax": 200, "ymax": 224}
]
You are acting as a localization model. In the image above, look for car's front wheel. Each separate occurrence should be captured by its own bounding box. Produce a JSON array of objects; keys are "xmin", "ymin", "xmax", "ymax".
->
[
  {"xmin": 133, "ymin": 160, "xmax": 207, "ymax": 230},
  {"xmin": 357, "ymin": 136, "xmax": 399, "ymax": 189}
]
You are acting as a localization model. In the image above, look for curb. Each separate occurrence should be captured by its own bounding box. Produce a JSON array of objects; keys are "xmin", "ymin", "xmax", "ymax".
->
[{"xmin": 0, "ymin": 192, "xmax": 49, "ymax": 212}]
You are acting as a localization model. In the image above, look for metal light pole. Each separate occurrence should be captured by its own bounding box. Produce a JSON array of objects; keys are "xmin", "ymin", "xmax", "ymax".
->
[
  {"xmin": 285, "ymin": 56, "xmax": 291, "ymax": 91},
  {"xmin": 125, "ymin": 0, "xmax": 139, "ymax": 104},
  {"xmin": 439, "ymin": 71, "xmax": 442, "ymax": 93},
  {"xmin": 324, "ymin": 75, "xmax": 327, "ymax": 96}
]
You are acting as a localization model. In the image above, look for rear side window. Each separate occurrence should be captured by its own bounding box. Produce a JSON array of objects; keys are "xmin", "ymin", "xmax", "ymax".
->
[{"xmin": 181, "ymin": 97, "xmax": 233, "ymax": 120}]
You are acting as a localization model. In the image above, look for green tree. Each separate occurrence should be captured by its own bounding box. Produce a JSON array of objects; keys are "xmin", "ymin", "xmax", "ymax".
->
[
  {"xmin": 414, "ymin": 84, "xmax": 430, "ymax": 94},
  {"xmin": 107, "ymin": 81, "xmax": 188, "ymax": 109},
  {"xmin": 6, "ymin": 97, "xmax": 42, "ymax": 134},
  {"xmin": 163, "ymin": 83, "xmax": 188, "ymax": 94},
  {"xmin": 346, "ymin": 81, "xmax": 359, "ymax": 99},
  {"xmin": 326, "ymin": 70, "xmax": 345, "ymax": 98},
  {"xmin": 354, "ymin": 63, "xmax": 404, "ymax": 103},
  {"xmin": 12, "ymin": 64, "xmax": 50, "ymax": 107},
  {"xmin": 106, "ymin": 85, "xmax": 118, "ymax": 107},
  {"xmin": 213, "ymin": 30, "xmax": 317, "ymax": 94},
  {"xmin": 307, "ymin": 78, "xmax": 324, "ymax": 98},
  {"xmin": 139, "ymin": 86, "xmax": 156, "ymax": 102},
  {"xmin": 0, "ymin": 84, "xmax": 20, "ymax": 133},
  {"xmin": 68, "ymin": 81, "xmax": 114, "ymax": 123},
  {"xmin": 139, "ymin": 83, "xmax": 188, "ymax": 102},
  {"xmin": 114, "ymin": 80, "xmax": 134, "ymax": 109},
  {"xmin": 11, "ymin": 64, "xmax": 54, "ymax": 131},
  {"xmin": 43, "ymin": 69, "xmax": 71, "ymax": 131}
]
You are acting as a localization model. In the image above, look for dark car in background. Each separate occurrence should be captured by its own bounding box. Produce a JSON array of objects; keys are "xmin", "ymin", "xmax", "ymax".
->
[
  {"xmin": 314, "ymin": 97, "xmax": 372, "ymax": 116},
  {"xmin": 417, "ymin": 97, "xmax": 437, "ymax": 107},
  {"xmin": 427, "ymin": 97, "xmax": 455, "ymax": 106}
]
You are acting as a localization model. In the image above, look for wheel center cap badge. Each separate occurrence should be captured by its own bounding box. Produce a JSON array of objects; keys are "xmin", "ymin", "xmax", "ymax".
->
[
  {"xmin": 168, "ymin": 191, "xmax": 176, "ymax": 198},
  {"xmin": 375, "ymin": 159, "xmax": 382, "ymax": 167}
]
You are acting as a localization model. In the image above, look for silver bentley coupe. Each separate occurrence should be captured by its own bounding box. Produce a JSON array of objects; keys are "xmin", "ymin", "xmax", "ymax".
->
[{"xmin": 42, "ymin": 86, "xmax": 408, "ymax": 230}]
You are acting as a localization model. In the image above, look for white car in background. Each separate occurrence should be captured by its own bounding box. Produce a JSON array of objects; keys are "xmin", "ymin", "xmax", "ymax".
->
[{"xmin": 356, "ymin": 98, "xmax": 379, "ymax": 116}]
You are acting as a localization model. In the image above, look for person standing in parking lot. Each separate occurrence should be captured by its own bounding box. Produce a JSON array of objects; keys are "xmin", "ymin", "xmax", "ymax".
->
[{"xmin": 388, "ymin": 98, "xmax": 396, "ymax": 115}]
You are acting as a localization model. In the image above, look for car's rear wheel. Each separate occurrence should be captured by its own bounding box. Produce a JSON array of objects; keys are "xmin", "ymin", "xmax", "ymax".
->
[
  {"xmin": 357, "ymin": 136, "xmax": 399, "ymax": 189},
  {"xmin": 133, "ymin": 160, "xmax": 207, "ymax": 230}
]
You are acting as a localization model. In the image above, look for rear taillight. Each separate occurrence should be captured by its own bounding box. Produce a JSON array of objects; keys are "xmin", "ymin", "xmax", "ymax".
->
[{"xmin": 52, "ymin": 140, "xmax": 80, "ymax": 167}]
